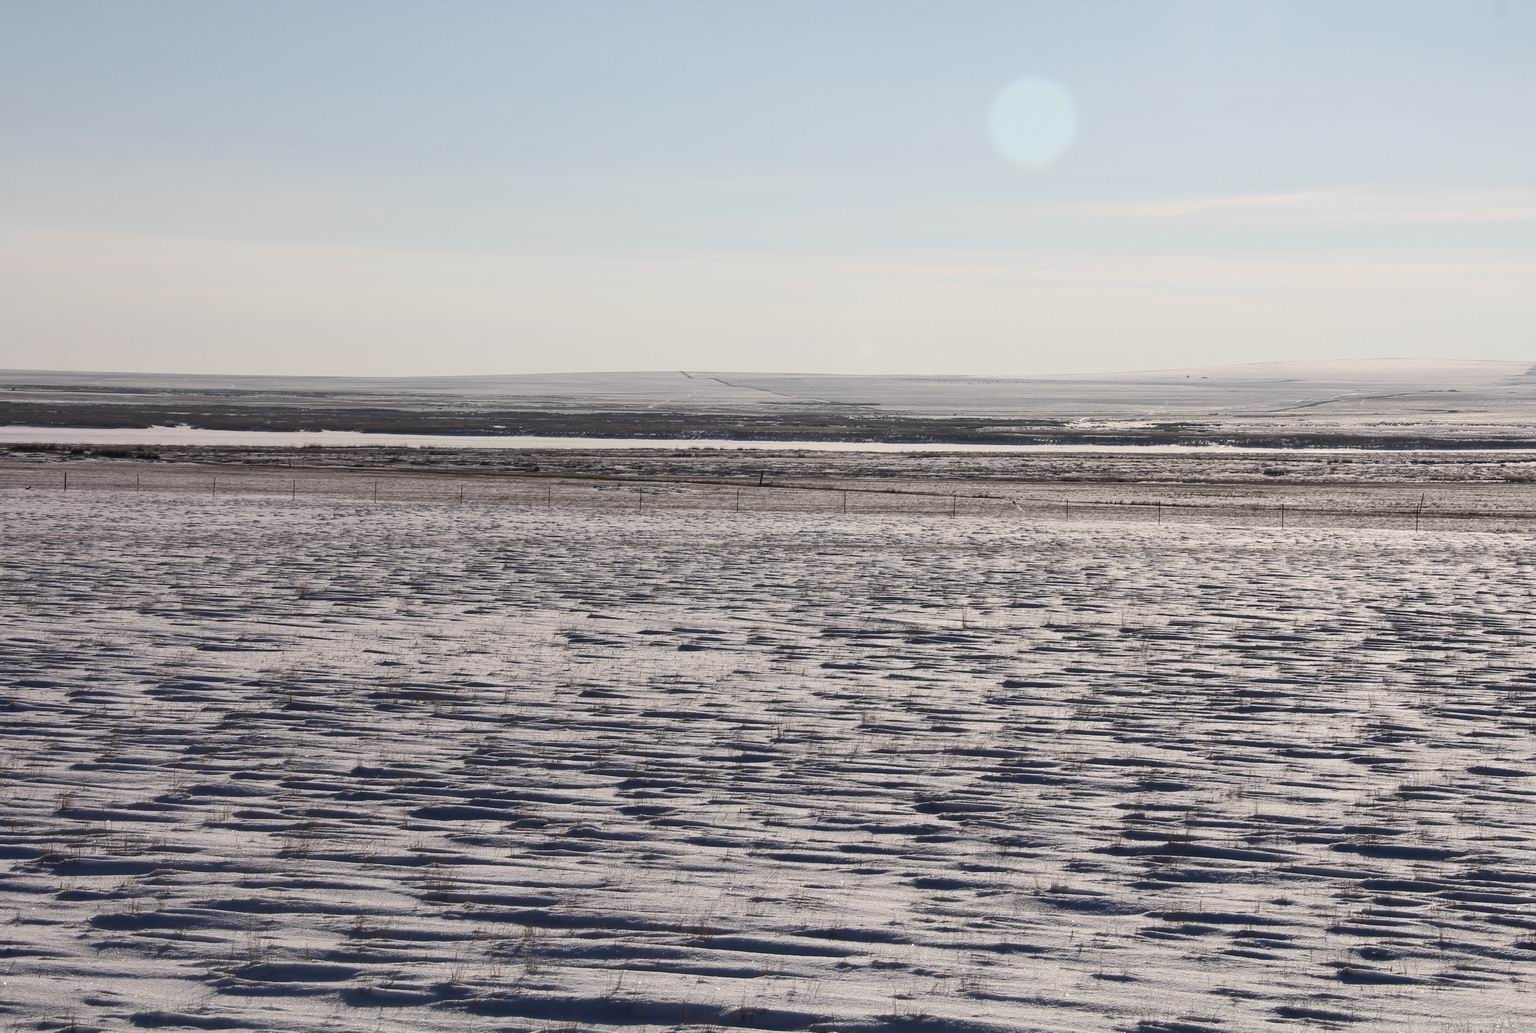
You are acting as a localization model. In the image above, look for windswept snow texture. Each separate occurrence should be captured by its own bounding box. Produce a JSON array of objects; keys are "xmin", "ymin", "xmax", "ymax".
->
[{"xmin": 3, "ymin": 490, "xmax": 1535, "ymax": 1032}]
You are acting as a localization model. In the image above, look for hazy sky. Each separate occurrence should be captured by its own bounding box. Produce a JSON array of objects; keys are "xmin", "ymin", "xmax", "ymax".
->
[{"xmin": 2, "ymin": 0, "xmax": 1533, "ymax": 377}]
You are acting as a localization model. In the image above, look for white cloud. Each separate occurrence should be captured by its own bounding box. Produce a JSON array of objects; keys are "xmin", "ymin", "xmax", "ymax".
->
[{"xmin": 1043, "ymin": 188, "xmax": 1536, "ymax": 225}]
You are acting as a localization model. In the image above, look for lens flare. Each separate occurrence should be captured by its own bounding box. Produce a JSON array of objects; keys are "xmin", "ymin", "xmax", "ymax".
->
[{"xmin": 988, "ymin": 77, "xmax": 1077, "ymax": 170}]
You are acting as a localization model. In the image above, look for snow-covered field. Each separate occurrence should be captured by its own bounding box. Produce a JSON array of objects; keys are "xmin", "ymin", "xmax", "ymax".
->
[
  {"xmin": 8, "ymin": 458, "xmax": 1536, "ymax": 533},
  {"xmin": 6, "ymin": 359, "xmax": 1532, "ymax": 418},
  {"xmin": 6, "ymin": 359, "xmax": 1536, "ymax": 445},
  {"xmin": 3, "ymin": 485, "xmax": 1534, "ymax": 1032}
]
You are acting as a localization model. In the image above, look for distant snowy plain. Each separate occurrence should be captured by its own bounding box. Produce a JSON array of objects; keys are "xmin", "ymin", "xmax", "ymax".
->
[
  {"xmin": 2, "ymin": 481, "xmax": 1534, "ymax": 1032},
  {"xmin": 0, "ymin": 424, "xmax": 1412, "ymax": 454},
  {"xmin": 7, "ymin": 359, "xmax": 1536, "ymax": 446}
]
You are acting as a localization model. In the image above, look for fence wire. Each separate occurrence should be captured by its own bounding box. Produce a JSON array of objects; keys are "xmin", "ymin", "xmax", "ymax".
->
[{"xmin": 6, "ymin": 464, "xmax": 1536, "ymax": 533}]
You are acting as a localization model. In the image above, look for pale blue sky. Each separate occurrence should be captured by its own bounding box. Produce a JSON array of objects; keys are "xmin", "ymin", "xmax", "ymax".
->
[{"xmin": 2, "ymin": 0, "xmax": 1532, "ymax": 376}]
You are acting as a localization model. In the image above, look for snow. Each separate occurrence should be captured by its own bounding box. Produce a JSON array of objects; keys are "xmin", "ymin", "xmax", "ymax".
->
[
  {"xmin": 13, "ymin": 424, "xmax": 1533, "ymax": 455},
  {"xmin": 2, "ymin": 481, "xmax": 1534, "ymax": 1032},
  {"xmin": 7, "ymin": 360, "xmax": 1536, "ymax": 452}
]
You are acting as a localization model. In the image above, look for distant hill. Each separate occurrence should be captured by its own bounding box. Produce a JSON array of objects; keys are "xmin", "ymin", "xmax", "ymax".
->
[{"xmin": 3, "ymin": 360, "xmax": 1535, "ymax": 447}]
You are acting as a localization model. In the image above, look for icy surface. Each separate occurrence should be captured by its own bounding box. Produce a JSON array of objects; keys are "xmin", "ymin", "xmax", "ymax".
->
[{"xmin": 2, "ymin": 489, "xmax": 1534, "ymax": 1032}]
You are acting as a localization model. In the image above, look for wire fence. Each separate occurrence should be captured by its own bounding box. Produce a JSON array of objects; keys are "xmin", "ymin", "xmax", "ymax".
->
[{"xmin": 7, "ymin": 463, "xmax": 1536, "ymax": 533}]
